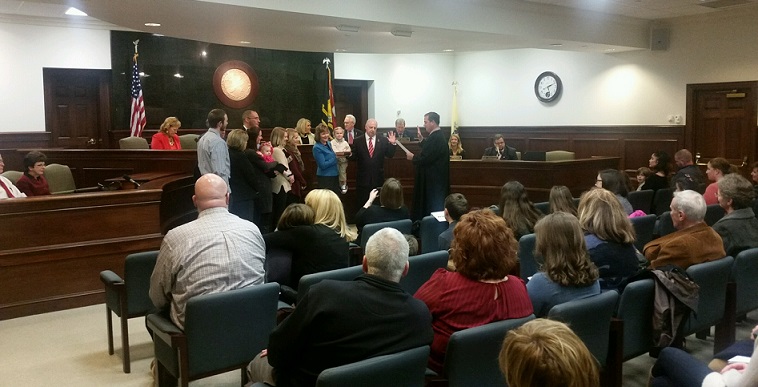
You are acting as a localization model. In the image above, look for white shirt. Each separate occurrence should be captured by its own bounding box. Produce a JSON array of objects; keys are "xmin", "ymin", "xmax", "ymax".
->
[{"xmin": 0, "ymin": 175, "xmax": 26, "ymax": 199}]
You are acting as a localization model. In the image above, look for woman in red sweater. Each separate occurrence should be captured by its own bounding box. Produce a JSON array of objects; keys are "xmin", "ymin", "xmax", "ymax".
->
[{"xmin": 151, "ymin": 117, "xmax": 182, "ymax": 150}]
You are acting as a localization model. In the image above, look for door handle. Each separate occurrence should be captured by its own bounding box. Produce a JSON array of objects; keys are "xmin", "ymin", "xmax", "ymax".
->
[{"xmin": 86, "ymin": 138, "xmax": 96, "ymax": 145}]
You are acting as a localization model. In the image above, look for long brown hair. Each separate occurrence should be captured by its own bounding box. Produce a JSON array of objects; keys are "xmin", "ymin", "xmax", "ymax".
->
[
  {"xmin": 535, "ymin": 212, "xmax": 598, "ymax": 287},
  {"xmin": 498, "ymin": 181, "xmax": 543, "ymax": 239}
]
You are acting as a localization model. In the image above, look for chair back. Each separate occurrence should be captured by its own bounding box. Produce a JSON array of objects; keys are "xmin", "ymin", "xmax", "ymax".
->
[
  {"xmin": 124, "ymin": 251, "xmax": 159, "ymax": 316},
  {"xmin": 518, "ymin": 233, "xmax": 541, "ymax": 281},
  {"xmin": 119, "ymin": 136, "xmax": 149, "ymax": 149},
  {"xmin": 652, "ymin": 188, "xmax": 673, "ymax": 216},
  {"xmin": 298, "ymin": 265, "xmax": 364, "ymax": 303},
  {"xmin": 533, "ymin": 201, "xmax": 550, "ymax": 215},
  {"xmin": 360, "ymin": 219, "xmax": 412, "ymax": 247},
  {"xmin": 443, "ymin": 315, "xmax": 535, "ymax": 386},
  {"xmin": 548, "ymin": 290, "xmax": 619, "ymax": 365},
  {"xmin": 657, "ymin": 212, "xmax": 676, "ymax": 238},
  {"xmin": 628, "ymin": 190, "xmax": 654, "ymax": 214},
  {"xmin": 630, "ymin": 214, "xmax": 657, "ymax": 251},
  {"xmin": 545, "ymin": 150, "xmax": 575, "ymax": 161},
  {"xmin": 183, "ymin": 283, "xmax": 280, "ymax": 378},
  {"xmin": 44, "ymin": 163, "xmax": 77, "ymax": 194},
  {"xmin": 1, "ymin": 170, "xmax": 22, "ymax": 185},
  {"xmin": 683, "ymin": 256, "xmax": 734, "ymax": 336},
  {"xmin": 419, "ymin": 215, "xmax": 448, "ymax": 253},
  {"xmin": 399, "ymin": 250, "xmax": 449, "ymax": 295},
  {"xmin": 316, "ymin": 346, "xmax": 430, "ymax": 387},
  {"xmin": 732, "ymin": 248, "xmax": 758, "ymax": 316},
  {"xmin": 615, "ymin": 279, "xmax": 655, "ymax": 360},
  {"xmin": 179, "ymin": 134, "xmax": 200, "ymax": 149},
  {"xmin": 264, "ymin": 247, "xmax": 293, "ymax": 287},
  {"xmin": 704, "ymin": 204, "xmax": 726, "ymax": 226}
]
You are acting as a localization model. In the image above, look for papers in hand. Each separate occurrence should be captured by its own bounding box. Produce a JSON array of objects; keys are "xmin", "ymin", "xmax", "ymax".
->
[
  {"xmin": 431, "ymin": 211, "xmax": 446, "ymax": 222},
  {"xmin": 395, "ymin": 141, "xmax": 411, "ymax": 155}
]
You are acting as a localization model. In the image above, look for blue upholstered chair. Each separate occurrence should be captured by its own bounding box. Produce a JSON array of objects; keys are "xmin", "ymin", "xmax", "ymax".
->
[
  {"xmin": 100, "ymin": 250, "xmax": 158, "ymax": 373},
  {"xmin": 147, "ymin": 283, "xmax": 280, "ymax": 387},
  {"xmin": 264, "ymin": 247, "xmax": 293, "ymax": 287},
  {"xmin": 360, "ymin": 219, "xmax": 413, "ymax": 247},
  {"xmin": 731, "ymin": 248, "xmax": 758, "ymax": 317},
  {"xmin": 630, "ymin": 214, "xmax": 657, "ymax": 251},
  {"xmin": 628, "ymin": 189, "xmax": 654, "ymax": 214},
  {"xmin": 419, "ymin": 215, "xmax": 448, "ymax": 253},
  {"xmin": 683, "ymin": 256, "xmax": 733, "ymax": 354},
  {"xmin": 652, "ymin": 188, "xmax": 673, "ymax": 216},
  {"xmin": 704, "ymin": 203, "xmax": 726, "ymax": 226},
  {"xmin": 399, "ymin": 250, "xmax": 449, "ymax": 295},
  {"xmin": 518, "ymin": 233, "xmax": 540, "ymax": 281},
  {"xmin": 317, "ymin": 346, "xmax": 430, "ymax": 387},
  {"xmin": 533, "ymin": 201, "xmax": 550, "ymax": 215},
  {"xmin": 656, "ymin": 211, "xmax": 676, "ymax": 238},
  {"xmin": 614, "ymin": 279, "xmax": 655, "ymax": 360},
  {"xmin": 297, "ymin": 265, "xmax": 364, "ymax": 303}
]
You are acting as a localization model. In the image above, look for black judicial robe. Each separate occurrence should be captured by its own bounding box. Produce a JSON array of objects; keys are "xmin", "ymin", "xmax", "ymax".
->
[{"xmin": 412, "ymin": 129, "xmax": 450, "ymax": 220}]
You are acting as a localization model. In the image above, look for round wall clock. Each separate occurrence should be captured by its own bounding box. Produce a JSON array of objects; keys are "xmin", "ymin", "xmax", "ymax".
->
[
  {"xmin": 534, "ymin": 71, "xmax": 562, "ymax": 103},
  {"xmin": 212, "ymin": 60, "xmax": 259, "ymax": 109}
]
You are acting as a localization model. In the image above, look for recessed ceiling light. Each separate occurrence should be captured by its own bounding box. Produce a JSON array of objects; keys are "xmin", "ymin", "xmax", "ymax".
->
[
  {"xmin": 201, "ymin": 51, "xmax": 207, "ymax": 57},
  {"xmin": 144, "ymin": 22, "xmax": 161, "ymax": 27},
  {"xmin": 550, "ymin": 43, "xmax": 563, "ymax": 47},
  {"xmin": 174, "ymin": 73, "xmax": 184, "ymax": 78},
  {"xmin": 64, "ymin": 7, "xmax": 87, "ymax": 17},
  {"xmin": 605, "ymin": 48, "xmax": 616, "ymax": 52},
  {"xmin": 336, "ymin": 25, "xmax": 360, "ymax": 33},
  {"xmin": 335, "ymin": 49, "xmax": 347, "ymax": 52},
  {"xmin": 391, "ymin": 29, "xmax": 413, "ymax": 38},
  {"xmin": 152, "ymin": 33, "xmax": 164, "ymax": 37},
  {"xmin": 239, "ymin": 40, "xmax": 251, "ymax": 44},
  {"xmin": 442, "ymin": 49, "xmax": 454, "ymax": 52},
  {"xmin": 138, "ymin": 72, "xmax": 150, "ymax": 78}
]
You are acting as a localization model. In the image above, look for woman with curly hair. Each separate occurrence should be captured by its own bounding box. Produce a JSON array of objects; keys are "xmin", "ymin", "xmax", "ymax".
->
[
  {"xmin": 415, "ymin": 210, "xmax": 533, "ymax": 373},
  {"xmin": 527, "ymin": 212, "xmax": 600, "ymax": 317},
  {"xmin": 498, "ymin": 181, "xmax": 543, "ymax": 240}
]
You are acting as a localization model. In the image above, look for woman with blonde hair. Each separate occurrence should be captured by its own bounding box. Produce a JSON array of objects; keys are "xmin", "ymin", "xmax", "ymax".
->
[
  {"xmin": 295, "ymin": 118, "xmax": 315, "ymax": 145},
  {"xmin": 527, "ymin": 212, "xmax": 600, "ymax": 317},
  {"xmin": 270, "ymin": 127, "xmax": 294, "ymax": 228},
  {"xmin": 415, "ymin": 210, "xmax": 533, "ymax": 373},
  {"xmin": 578, "ymin": 188, "xmax": 639, "ymax": 291},
  {"xmin": 264, "ymin": 189, "xmax": 354, "ymax": 288},
  {"xmin": 548, "ymin": 185, "xmax": 576, "ymax": 216},
  {"xmin": 284, "ymin": 127, "xmax": 307, "ymax": 202},
  {"xmin": 499, "ymin": 318, "xmax": 599, "ymax": 387},
  {"xmin": 704, "ymin": 157, "xmax": 733, "ymax": 205},
  {"xmin": 152, "ymin": 117, "xmax": 182, "ymax": 150},
  {"xmin": 498, "ymin": 181, "xmax": 543, "ymax": 240},
  {"xmin": 448, "ymin": 133, "xmax": 465, "ymax": 159}
]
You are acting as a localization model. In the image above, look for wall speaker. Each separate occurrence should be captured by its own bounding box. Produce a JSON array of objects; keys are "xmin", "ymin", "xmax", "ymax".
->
[{"xmin": 650, "ymin": 28, "xmax": 670, "ymax": 51}]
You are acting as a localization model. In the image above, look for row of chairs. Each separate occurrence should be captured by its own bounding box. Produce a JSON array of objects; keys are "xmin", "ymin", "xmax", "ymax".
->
[
  {"xmin": 1, "ymin": 163, "xmax": 90, "ymax": 194},
  {"xmin": 358, "ymin": 216, "xmax": 448, "ymax": 255},
  {"xmin": 118, "ymin": 134, "xmax": 199, "ymax": 150}
]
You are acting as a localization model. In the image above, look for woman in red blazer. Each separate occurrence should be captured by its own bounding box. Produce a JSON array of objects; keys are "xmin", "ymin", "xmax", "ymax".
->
[{"xmin": 151, "ymin": 117, "xmax": 182, "ymax": 150}]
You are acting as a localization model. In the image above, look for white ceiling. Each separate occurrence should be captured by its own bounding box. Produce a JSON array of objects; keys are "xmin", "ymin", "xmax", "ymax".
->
[{"xmin": 2, "ymin": 0, "xmax": 757, "ymax": 54}]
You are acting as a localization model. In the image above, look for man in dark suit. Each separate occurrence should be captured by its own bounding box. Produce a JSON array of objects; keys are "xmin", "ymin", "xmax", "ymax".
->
[
  {"xmin": 483, "ymin": 134, "xmax": 518, "ymax": 160},
  {"xmin": 343, "ymin": 114, "xmax": 363, "ymax": 146},
  {"xmin": 404, "ymin": 112, "xmax": 450, "ymax": 220},
  {"xmin": 389, "ymin": 118, "xmax": 417, "ymax": 141},
  {"xmin": 351, "ymin": 118, "xmax": 397, "ymax": 206}
]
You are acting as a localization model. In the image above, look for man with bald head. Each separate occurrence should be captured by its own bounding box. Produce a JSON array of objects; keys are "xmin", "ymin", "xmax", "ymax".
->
[
  {"xmin": 350, "ymin": 118, "xmax": 397, "ymax": 206},
  {"xmin": 149, "ymin": 173, "xmax": 266, "ymax": 329}
]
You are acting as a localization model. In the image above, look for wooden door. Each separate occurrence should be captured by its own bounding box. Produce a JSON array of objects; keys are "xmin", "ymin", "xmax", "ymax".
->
[
  {"xmin": 43, "ymin": 68, "xmax": 111, "ymax": 149},
  {"xmin": 686, "ymin": 81, "xmax": 758, "ymax": 167},
  {"xmin": 333, "ymin": 79, "xmax": 369, "ymax": 129}
]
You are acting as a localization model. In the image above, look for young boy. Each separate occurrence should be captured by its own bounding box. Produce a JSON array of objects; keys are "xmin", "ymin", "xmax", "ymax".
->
[{"xmin": 330, "ymin": 127, "xmax": 351, "ymax": 194}]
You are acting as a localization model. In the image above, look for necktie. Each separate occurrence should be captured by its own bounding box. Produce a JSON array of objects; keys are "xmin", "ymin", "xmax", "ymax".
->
[
  {"xmin": 0, "ymin": 179, "xmax": 15, "ymax": 198},
  {"xmin": 348, "ymin": 131, "xmax": 353, "ymax": 145},
  {"xmin": 368, "ymin": 136, "xmax": 374, "ymax": 157}
]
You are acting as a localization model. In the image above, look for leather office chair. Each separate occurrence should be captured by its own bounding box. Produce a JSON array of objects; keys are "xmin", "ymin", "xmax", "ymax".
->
[
  {"xmin": 628, "ymin": 189, "xmax": 654, "ymax": 214},
  {"xmin": 684, "ymin": 256, "xmax": 733, "ymax": 354},
  {"xmin": 100, "ymin": 250, "xmax": 159, "ymax": 373},
  {"xmin": 399, "ymin": 250, "xmax": 449, "ymax": 295},
  {"xmin": 360, "ymin": 219, "xmax": 412, "ymax": 247},
  {"xmin": 178, "ymin": 134, "xmax": 199, "ymax": 149},
  {"xmin": 317, "ymin": 346, "xmax": 430, "ymax": 387},
  {"xmin": 518, "ymin": 233, "xmax": 541, "ymax": 281},
  {"xmin": 545, "ymin": 150, "xmax": 575, "ymax": 161},
  {"xmin": 297, "ymin": 265, "xmax": 364, "ymax": 303},
  {"xmin": 630, "ymin": 214, "xmax": 657, "ymax": 251},
  {"xmin": 147, "ymin": 282, "xmax": 280, "ymax": 387},
  {"xmin": 704, "ymin": 203, "xmax": 726, "ymax": 226},
  {"xmin": 419, "ymin": 215, "xmax": 448, "ymax": 253},
  {"xmin": 440, "ymin": 315, "xmax": 535, "ymax": 386},
  {"xmin": 1, "ymin": 170, "xmax": 22, "ymax": 184},
  {"xmin": 119, "ymin": 136, "xmax": 149, "ymax": 149},
  {"xmin": 45, "ymin": 163, "xmax": 77, "ymax": 194}
]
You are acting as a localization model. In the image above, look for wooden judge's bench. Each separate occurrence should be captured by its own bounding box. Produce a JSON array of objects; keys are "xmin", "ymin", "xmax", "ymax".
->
[{"xmin": 0, "ymin": 147, "xmax": 617, "ymax": 319}]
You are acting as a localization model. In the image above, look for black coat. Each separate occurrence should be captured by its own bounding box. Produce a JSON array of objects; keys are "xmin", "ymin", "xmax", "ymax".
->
[
  {"xmin": 412, "ymin": 129, "xmax": 450, "ymax": 220},
  {"xmin": 228, "ymin": 148, "xmax": 259, "ymax": 222}
]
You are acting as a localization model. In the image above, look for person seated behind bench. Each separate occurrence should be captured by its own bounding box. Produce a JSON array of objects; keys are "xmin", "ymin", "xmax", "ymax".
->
[
  {"xmin": 0, "ymin": 153, "xmax": 26, "ymax": 199},
  {"xmin": 483, "ymin": 134, "xmax": 518, "ymax": 160},
  {"xmin": 16, "ymin": 151, "xmax": 50, "ymax": 196}
]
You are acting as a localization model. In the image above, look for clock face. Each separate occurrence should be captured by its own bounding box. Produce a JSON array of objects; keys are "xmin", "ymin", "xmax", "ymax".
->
[{"xmin": 534, "ymin": 71, "xmax": 562, "ymax": 103}]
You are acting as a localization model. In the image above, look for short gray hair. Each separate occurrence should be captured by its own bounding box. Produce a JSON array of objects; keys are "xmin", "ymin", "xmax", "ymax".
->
[
  {"xmin": 345, "ymin": 114, "xmax": 356, "ymax": 124},
  {"xmin": 717, "ymin": 173, "xmax": 755, "ymax": 209},
  {"xmin": 672, "ymin": 190, "xmax": 706, "ymax": 222},
  {"xmin": 365, "ymin": 228, "xmax": 409, "ymax": 282},
  {"xmin": 395, "ymin": 118, "xmax": 406, "ymax": 126}
]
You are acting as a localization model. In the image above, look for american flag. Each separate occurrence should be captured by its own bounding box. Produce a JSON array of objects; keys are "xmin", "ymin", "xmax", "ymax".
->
[{"xmin": 129, "ymin": 56, "xmax": 146, "ymax": 137}]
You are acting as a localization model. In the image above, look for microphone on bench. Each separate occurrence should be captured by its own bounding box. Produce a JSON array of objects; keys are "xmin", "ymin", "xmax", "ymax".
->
[{"xmin": 123, "ymin": 174, "xmax": 141, "ymax": 188}]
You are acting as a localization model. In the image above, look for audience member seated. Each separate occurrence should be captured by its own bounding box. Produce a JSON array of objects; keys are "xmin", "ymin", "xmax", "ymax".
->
[
  {"xmin": 672, "ymin": 149, "xmax": 705, "ymax": 191},
  {"xmin": 646, "ymin": 150, "xmax": 672, "ymax": 192},
  {"xmin": 673, "ymin": 175, "xmax": 701, "ymax": 192},
  {"xmin": 527, "ymin": 212, "xmax": 600, "ymax": 317},
  {"xmin": 650, "ymin": 333, "xmax": 758, "ymax": 387},
  {"xmin": 276, "ymin": 203, "xmax": 314, "ymax": 231},
  {"xmin": 448, "ymin": 133, "xmax": 465, "ymax": 159},
  {"xmin": 405, "ymin": 234, "xmax": 419, "ymax": 256},
  {"xmin": 499, "ymin": 318, "xmax": 600, "ymax": 387},
  {"xmin": 498, "ymin": 181, "xmax": 543, "ymax": 240},
  {"xmin": 264, "ymin": 189, "xmax": 355, "ymax": 288},
  {"xmin": 578, "ymin": 188, "xmax": 640, "ymax": 291},
  {"xmin": 226, "ymin": 129, "xmax": 259, "ymax": 223},
  {"xmin": 752, "ymin": 162, "xmax": 758, "ymax": 194},
  {"xmin": 246, "ymin": 228, "xmax": 433, "ymax": 387},
  {"xmin": 708, "ymin": 324, "xmax": 758, "ymax": 374},
  {"xmin": 704, "ymin": 157, "xmax": 733, "ymax": 205},
  {"xmin": 151, "ymin": 116, "xmax": 182, "ymax": 150},
  {"xmin": 414, "ymin": 210, "xmax": 533, "ymax": 373},
  {"xmin": 483, "ymin": 134, "xmax": 518, "ymax": 160},
  {"xmin": 391, "ymin": 117, "xmax": 417, "ymax": 141},
  {"xmin": 0, "ymin": 154, "xmax": 26, "ymax": 199},
  {"xmin": 15, "ymin": 150, "xmax": 50, "ymax": 196},
  {"xmin": 643, "ymin": 190, "xmax": 726, "ymax": 269},
  {"xmin": 549, "ymin": 185, "xmax": 576, "ymax": 216},
  {"xmin": 596, "ymin": 169, "xmax": 634, "ymax": 215},
  {"xmin": 713, "ymin": 173, "xmax": 758, "ymax": 257},
  {"xmin": 637, "ymin": 167, "xmax": 653, "ymax": 191},
  {"xmin": 438, "ymin": 193, "xmax": 469, "ymax": 251},
  {"xmin": 354, "ymin": 178, "xmax": 410, "ymax": 234},
  {"xmin": 148, "ymin": 173, "xmax": 266, "ymax": 329}
]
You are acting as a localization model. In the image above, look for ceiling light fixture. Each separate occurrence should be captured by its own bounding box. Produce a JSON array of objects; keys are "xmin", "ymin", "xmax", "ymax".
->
[
  {"xmin": 336, "ymin": 25, "xmax": 359, "ymax": 33},
  {"xmin": 174, "ymin": 73, "xmax": 184, "ymax": 78},
  {"xmin": 391, "ymin": 29, "xmax": 412, "ymax": 38},
  {"xmin": 64, "ymin": 7, "xmax": 87, "ymax": 16},
  {"xmin": 443, "ymin": 49, "xmax": 454, "ymax": 52},
  {"xmin": 239, "ymin": 40, "xmax": 251, "ymax": 44},
  {"xmin": 550, "ymin": 43, "xmax": 563, "ymax": 47},
  {"xmin": 144, "ymin": 22, "xmax": 161, "ymax": 27}
]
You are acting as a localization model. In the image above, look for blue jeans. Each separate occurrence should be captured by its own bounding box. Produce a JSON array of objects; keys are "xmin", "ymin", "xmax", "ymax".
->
[{"xmin": 650, "ymin": 347, "xmax": 712, "ymax": 387}]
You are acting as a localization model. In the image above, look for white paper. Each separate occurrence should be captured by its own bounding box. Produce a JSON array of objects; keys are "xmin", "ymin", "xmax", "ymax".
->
[{"xmin": 431, "ymin": 211, "xmax": 446, "ymax": 222}]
